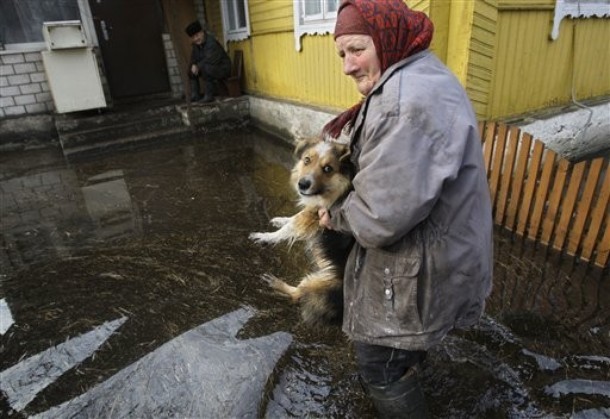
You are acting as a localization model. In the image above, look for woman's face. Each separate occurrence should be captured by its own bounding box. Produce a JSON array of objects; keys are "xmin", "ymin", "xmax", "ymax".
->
[{"xmin": 335, "ymin": 34, "xmax": 381, "ymax": 96}]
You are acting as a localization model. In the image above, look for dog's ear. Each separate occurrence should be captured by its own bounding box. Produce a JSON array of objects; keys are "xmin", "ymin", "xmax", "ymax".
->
[
  {"xmin": 336, "ymin": 143, "xmax": 351, "ymax": 162},
  {"xmin": 294, "ymin": 137, "xmax": 317, "ymax": 158},
  {"xmin": 335, "ymin": 143, "xmax": 353, "ymax": 175}
]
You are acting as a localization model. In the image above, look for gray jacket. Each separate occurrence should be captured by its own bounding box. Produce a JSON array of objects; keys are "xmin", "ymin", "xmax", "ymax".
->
[{"xmin": 330, "ymin": 50, "xmax": 493, "ymax": 350}]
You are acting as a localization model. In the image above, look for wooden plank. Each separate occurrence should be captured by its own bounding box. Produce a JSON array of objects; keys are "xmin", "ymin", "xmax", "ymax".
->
[
  {"xmin": 516, "ymin": 141, "xmax": 544, "ymax": 236},
  {"xmin": 595, "ymin": 211, "xmax": 610, "ymax": 268},
  {"xmin": 540, "ymin": 158, "xmax": 569, "ymax": 245},
  {"xmin": 566, "ymin": 158, "xmax": 604, "ymax": 256},
  {"xmin": 505, "ymin": 132, "xmax": 532, "ymax": 230},
  {"xmin": 580, "ymin": 163, "xmax": 610, "ymax": 261},
  {"xmin": 495, "ymin": 126, "xmax": 520, "ymax": 225},
  {"xmin": 528, "ymin": 148, "xmax": 557, "ymax": 241},
  {"xmin": 489, "ymin": 123, "xmax": 508, "ymax": 206},
  {"xmin": 552, "ymin": 160, "xmax": 586, "ymax": 251},
  {"xmin": 482, "ymin": 122, "xmax": 496, "ymax": 176}
]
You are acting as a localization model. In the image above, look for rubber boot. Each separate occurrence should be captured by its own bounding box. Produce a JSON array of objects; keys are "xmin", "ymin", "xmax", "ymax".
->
[
  {"xmin": 363, "ymin": 369, "xmax": 428, "ymax": 419},
  {"xmin": 189, "ymin": 78, "xmax": 202, "ymax": 102},
  {"xmin": 200, "ymin": 79, "xmax": 215, "ymax": 102}
]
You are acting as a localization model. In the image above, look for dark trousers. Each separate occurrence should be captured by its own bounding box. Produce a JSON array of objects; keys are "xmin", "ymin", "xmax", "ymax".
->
[
  {"xmin": 354, "ymin": 342, "xmax": 426, "ymax": 386},
  {"xmin": 188, "ymin": 72, "xmax": 215, "ymax": 98},
  {"xmin": 188, "ymin": 62, "xmax": 229, "ymax": 96}
]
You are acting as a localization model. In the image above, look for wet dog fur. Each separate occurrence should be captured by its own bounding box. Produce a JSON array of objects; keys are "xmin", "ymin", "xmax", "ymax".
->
[{"xmin": 249, "ymin": 137, "xmax": 354, "ymax": 326}]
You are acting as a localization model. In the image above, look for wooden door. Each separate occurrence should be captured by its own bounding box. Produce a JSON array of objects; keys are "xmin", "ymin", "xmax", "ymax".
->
[{"xmin": 89, "ymin": 0, "xmax": 170, "ymax": 99}]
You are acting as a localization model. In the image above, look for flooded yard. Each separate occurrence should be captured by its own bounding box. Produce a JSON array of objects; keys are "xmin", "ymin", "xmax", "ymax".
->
[{"xmin": 1, "ymin": 129, "xmax": 608, "ymax": 418}]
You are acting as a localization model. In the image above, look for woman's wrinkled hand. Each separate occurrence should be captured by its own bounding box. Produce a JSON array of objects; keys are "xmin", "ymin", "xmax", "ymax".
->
[{"xmin": 318, "ymin": 208, "xmax": 333, "ymax": 230}]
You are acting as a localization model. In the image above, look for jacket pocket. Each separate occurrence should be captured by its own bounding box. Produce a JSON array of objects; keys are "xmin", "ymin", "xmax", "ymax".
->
[{"xmin": 361, "ymin": 244, "xmax": 424, "ymax": 334}]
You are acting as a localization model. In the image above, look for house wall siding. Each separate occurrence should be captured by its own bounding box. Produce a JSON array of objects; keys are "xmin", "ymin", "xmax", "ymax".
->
[
  {"xmin": 249, "ymin": 0, "xmax": 293, "ymax": 34},
  {"xmin": 466, "ymin": 0, "xmax": 498, "ymax": 119},
  {"xmin": 223, "ymin": 0, "xmax": 432, "ymax": 112},
  {"xmin": 203, "ymin": 0, "xmax": 224, "ymax": 44},
  {"xmin": 222, "ymin": 0, "xmax": 608, "ymax": 122},
  {"xmin": 489, "ymin": 2, "xmax": 610, "ymax": 119}
]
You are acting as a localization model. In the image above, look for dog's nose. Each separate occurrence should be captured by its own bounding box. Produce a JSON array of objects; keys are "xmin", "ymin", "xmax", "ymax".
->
[{"xmin": 298, "ymin": 178, "xmax": 311, "ymax": 192}]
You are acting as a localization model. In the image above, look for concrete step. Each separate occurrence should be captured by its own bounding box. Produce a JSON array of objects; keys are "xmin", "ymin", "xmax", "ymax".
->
[
  {"xmin": 58, "ymin": 111, "xmax": 184, "ymax": 149},
  {"xmin": 55, "ymin": 97, "xmax": 250, "ymax": 159},
  {"xmin": 55, "ymin": 103, "xmax": 187, "ymax": 158},
  {"xmin": 61, "ymin": 126, "xmax": 191, "ymax": 159},
  {"xmin": 55, "ymin": 105, "xmax": 181, "ymax": 134}
]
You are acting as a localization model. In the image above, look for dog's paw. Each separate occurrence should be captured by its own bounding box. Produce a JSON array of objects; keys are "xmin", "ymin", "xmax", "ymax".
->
[
  {"xmin": 270, "ymin": 217, "xmax": 291, "ymax": 228},
  {"xmin": 260, "ymin": 274, "xmax": 297, "ymax": 300},
  {"xmin": 249, "ymin": 232, "xmax": 271, "ymax": 244},
  {"xmin": 260, "ymin": 273, "xmax": 281, "ymax": 286},
  {"xmin": 250, "ymin": 231, "xmax": 284, "ymax": 245},
  {"xmin": 261, "ymin": 274, "xmax": 287, "ymax": 295}
]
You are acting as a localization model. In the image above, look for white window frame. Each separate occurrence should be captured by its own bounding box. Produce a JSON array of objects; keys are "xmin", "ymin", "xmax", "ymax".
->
[
  {"xmin": 293, "ymin": 0, "xmax": 340, "ymax": 51},
  {"xmin": 221, "ymin": 0, "xmax": 251, "ymax": 46},
  {"xmin": 0, "ymin": 0, "xmax": 97, "ymax": 51},
  {"xmin": 551, "ymin": 0, "xmax": 610, "ymax": 40}
]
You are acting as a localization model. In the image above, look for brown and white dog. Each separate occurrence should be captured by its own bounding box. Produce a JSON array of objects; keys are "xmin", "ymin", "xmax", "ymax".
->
[{"xmin": 249, "ymin": 137, "xmax": 354, "ymax": 326}]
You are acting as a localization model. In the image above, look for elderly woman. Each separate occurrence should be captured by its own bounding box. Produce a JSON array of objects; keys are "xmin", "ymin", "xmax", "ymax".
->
[{"xmin": 319, "ymin": 1, "xmax": 493, "ymax": 417}]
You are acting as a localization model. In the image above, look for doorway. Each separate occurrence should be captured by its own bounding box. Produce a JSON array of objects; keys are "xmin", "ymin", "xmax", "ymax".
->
[{"xmin": 88, "ymin": 0, "xmax": 170, "ymax": 99}]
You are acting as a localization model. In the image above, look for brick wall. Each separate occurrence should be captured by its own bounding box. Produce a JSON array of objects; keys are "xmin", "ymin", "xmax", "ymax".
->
[
  {"xmin": 162, "ymin": 34, "xmax": 184, "ymax": 99},
  {"xmin": 1, "ymin": 36, "xmax": 183, "ymax": 119},
  {"xmin": 0, "ymin": 51, "xmax": 54, "ymax": 118}
]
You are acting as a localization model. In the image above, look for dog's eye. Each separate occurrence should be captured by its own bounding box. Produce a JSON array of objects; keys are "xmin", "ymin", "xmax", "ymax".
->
[
  {"xmin": 323, "ymin": 165, "xmax": 334, "ymax": 174},
  {"xmin": 303, "ymin": 156, "xmax": 311, "ymax": 165}
]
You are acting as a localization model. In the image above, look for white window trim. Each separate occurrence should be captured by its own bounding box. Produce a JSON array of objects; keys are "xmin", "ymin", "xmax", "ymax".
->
[
  {"xmin": 293, "ymin": 0, "xmax": 338, "ymax": 51},
  {"xmin": 551, "ymin": 0, "xmax": 610, "ymax": 40},
  {"xmin": 1, "ymin": 0, "xmax": 98, "ymax": 51},
  {"xmin": 221, "ymin": 0, "xmax": 251, "ymax": 46}
]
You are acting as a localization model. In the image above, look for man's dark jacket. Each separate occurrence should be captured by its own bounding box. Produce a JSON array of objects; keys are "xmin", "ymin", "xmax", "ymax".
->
[{"xmin": 190, "ymin": 33, "xmax": 231, "ymax": 80}]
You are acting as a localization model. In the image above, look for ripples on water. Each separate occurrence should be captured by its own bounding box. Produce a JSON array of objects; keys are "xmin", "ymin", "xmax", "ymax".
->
[{"xmin": 1, "ymin": 130, "xmax": 607, "ymax": 418}]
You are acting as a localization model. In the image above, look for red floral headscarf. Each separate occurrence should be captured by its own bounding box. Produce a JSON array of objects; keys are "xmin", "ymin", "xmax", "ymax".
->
[{"xmin": 323, "ymin": 0, "xmax": 434, "ymax": 139}]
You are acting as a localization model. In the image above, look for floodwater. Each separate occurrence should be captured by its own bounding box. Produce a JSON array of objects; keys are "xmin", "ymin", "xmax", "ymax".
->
[{"xmin": 1, "ymin": 129, "xmax": 608, "ymax": 418}]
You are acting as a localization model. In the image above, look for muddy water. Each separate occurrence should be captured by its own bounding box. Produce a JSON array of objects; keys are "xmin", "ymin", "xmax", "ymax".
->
[{"xmin": 1, "ymin": 129, "xmax": 608, "ymax": 418}]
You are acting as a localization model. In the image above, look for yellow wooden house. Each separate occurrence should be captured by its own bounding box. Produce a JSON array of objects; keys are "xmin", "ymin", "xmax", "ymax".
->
[{"xmin": 198, "ymin": 0, "xmax": 609, "ymax": 122}]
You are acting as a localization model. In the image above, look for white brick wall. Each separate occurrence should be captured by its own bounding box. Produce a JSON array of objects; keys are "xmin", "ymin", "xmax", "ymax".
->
[
  {"xmin": 1, "ymin": 51, "xmax": 54, "ymax": 118},
  {"xmin": 162, "ymin": 33, "xmax": 184, "ymax": 99},
  {"xmin": 2, "ymin": 33, "xmax": 182, "ymax": 118}
]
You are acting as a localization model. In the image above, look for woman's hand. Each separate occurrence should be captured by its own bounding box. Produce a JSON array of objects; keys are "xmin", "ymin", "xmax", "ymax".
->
[
  {"xmin": 190, "ymin": 64, "xmax": 199, "ymax": 76},
  {"xmin": 318, "ymin": 208, "xmax": 333, "ymax": 230}
]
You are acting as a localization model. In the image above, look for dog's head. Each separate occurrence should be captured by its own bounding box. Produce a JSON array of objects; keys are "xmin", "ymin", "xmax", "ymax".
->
[{"xmin": 290, "ymin": 137, "xmax": 353, "ymax": 208}]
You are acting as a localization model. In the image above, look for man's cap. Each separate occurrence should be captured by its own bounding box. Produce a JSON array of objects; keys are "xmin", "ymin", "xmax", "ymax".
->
[{"xmin": 185, "ymin": 21, "xmax": 203, "ymax": 37}]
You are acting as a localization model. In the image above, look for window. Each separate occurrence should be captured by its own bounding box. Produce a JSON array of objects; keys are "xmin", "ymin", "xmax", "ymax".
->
[
  {"xmin": 293, "ymin": 0, "xmax": 340, "ymax": 51},
  {"xmin": 0, "ymin": 0, "xmax": 81, "ymax": 50},
  {"xmin": 221, "ymin": 0, "xmax": 251, "ymax": 44}
]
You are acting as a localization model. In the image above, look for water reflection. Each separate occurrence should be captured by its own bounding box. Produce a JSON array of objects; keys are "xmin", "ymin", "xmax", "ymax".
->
[
  {"xmin": 81, "ymin": 170, "xmax": 142, "ymax": 241},
  {"xmin": 0, "ymin": 130, "xmax": 608, "ymax": 418}
]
